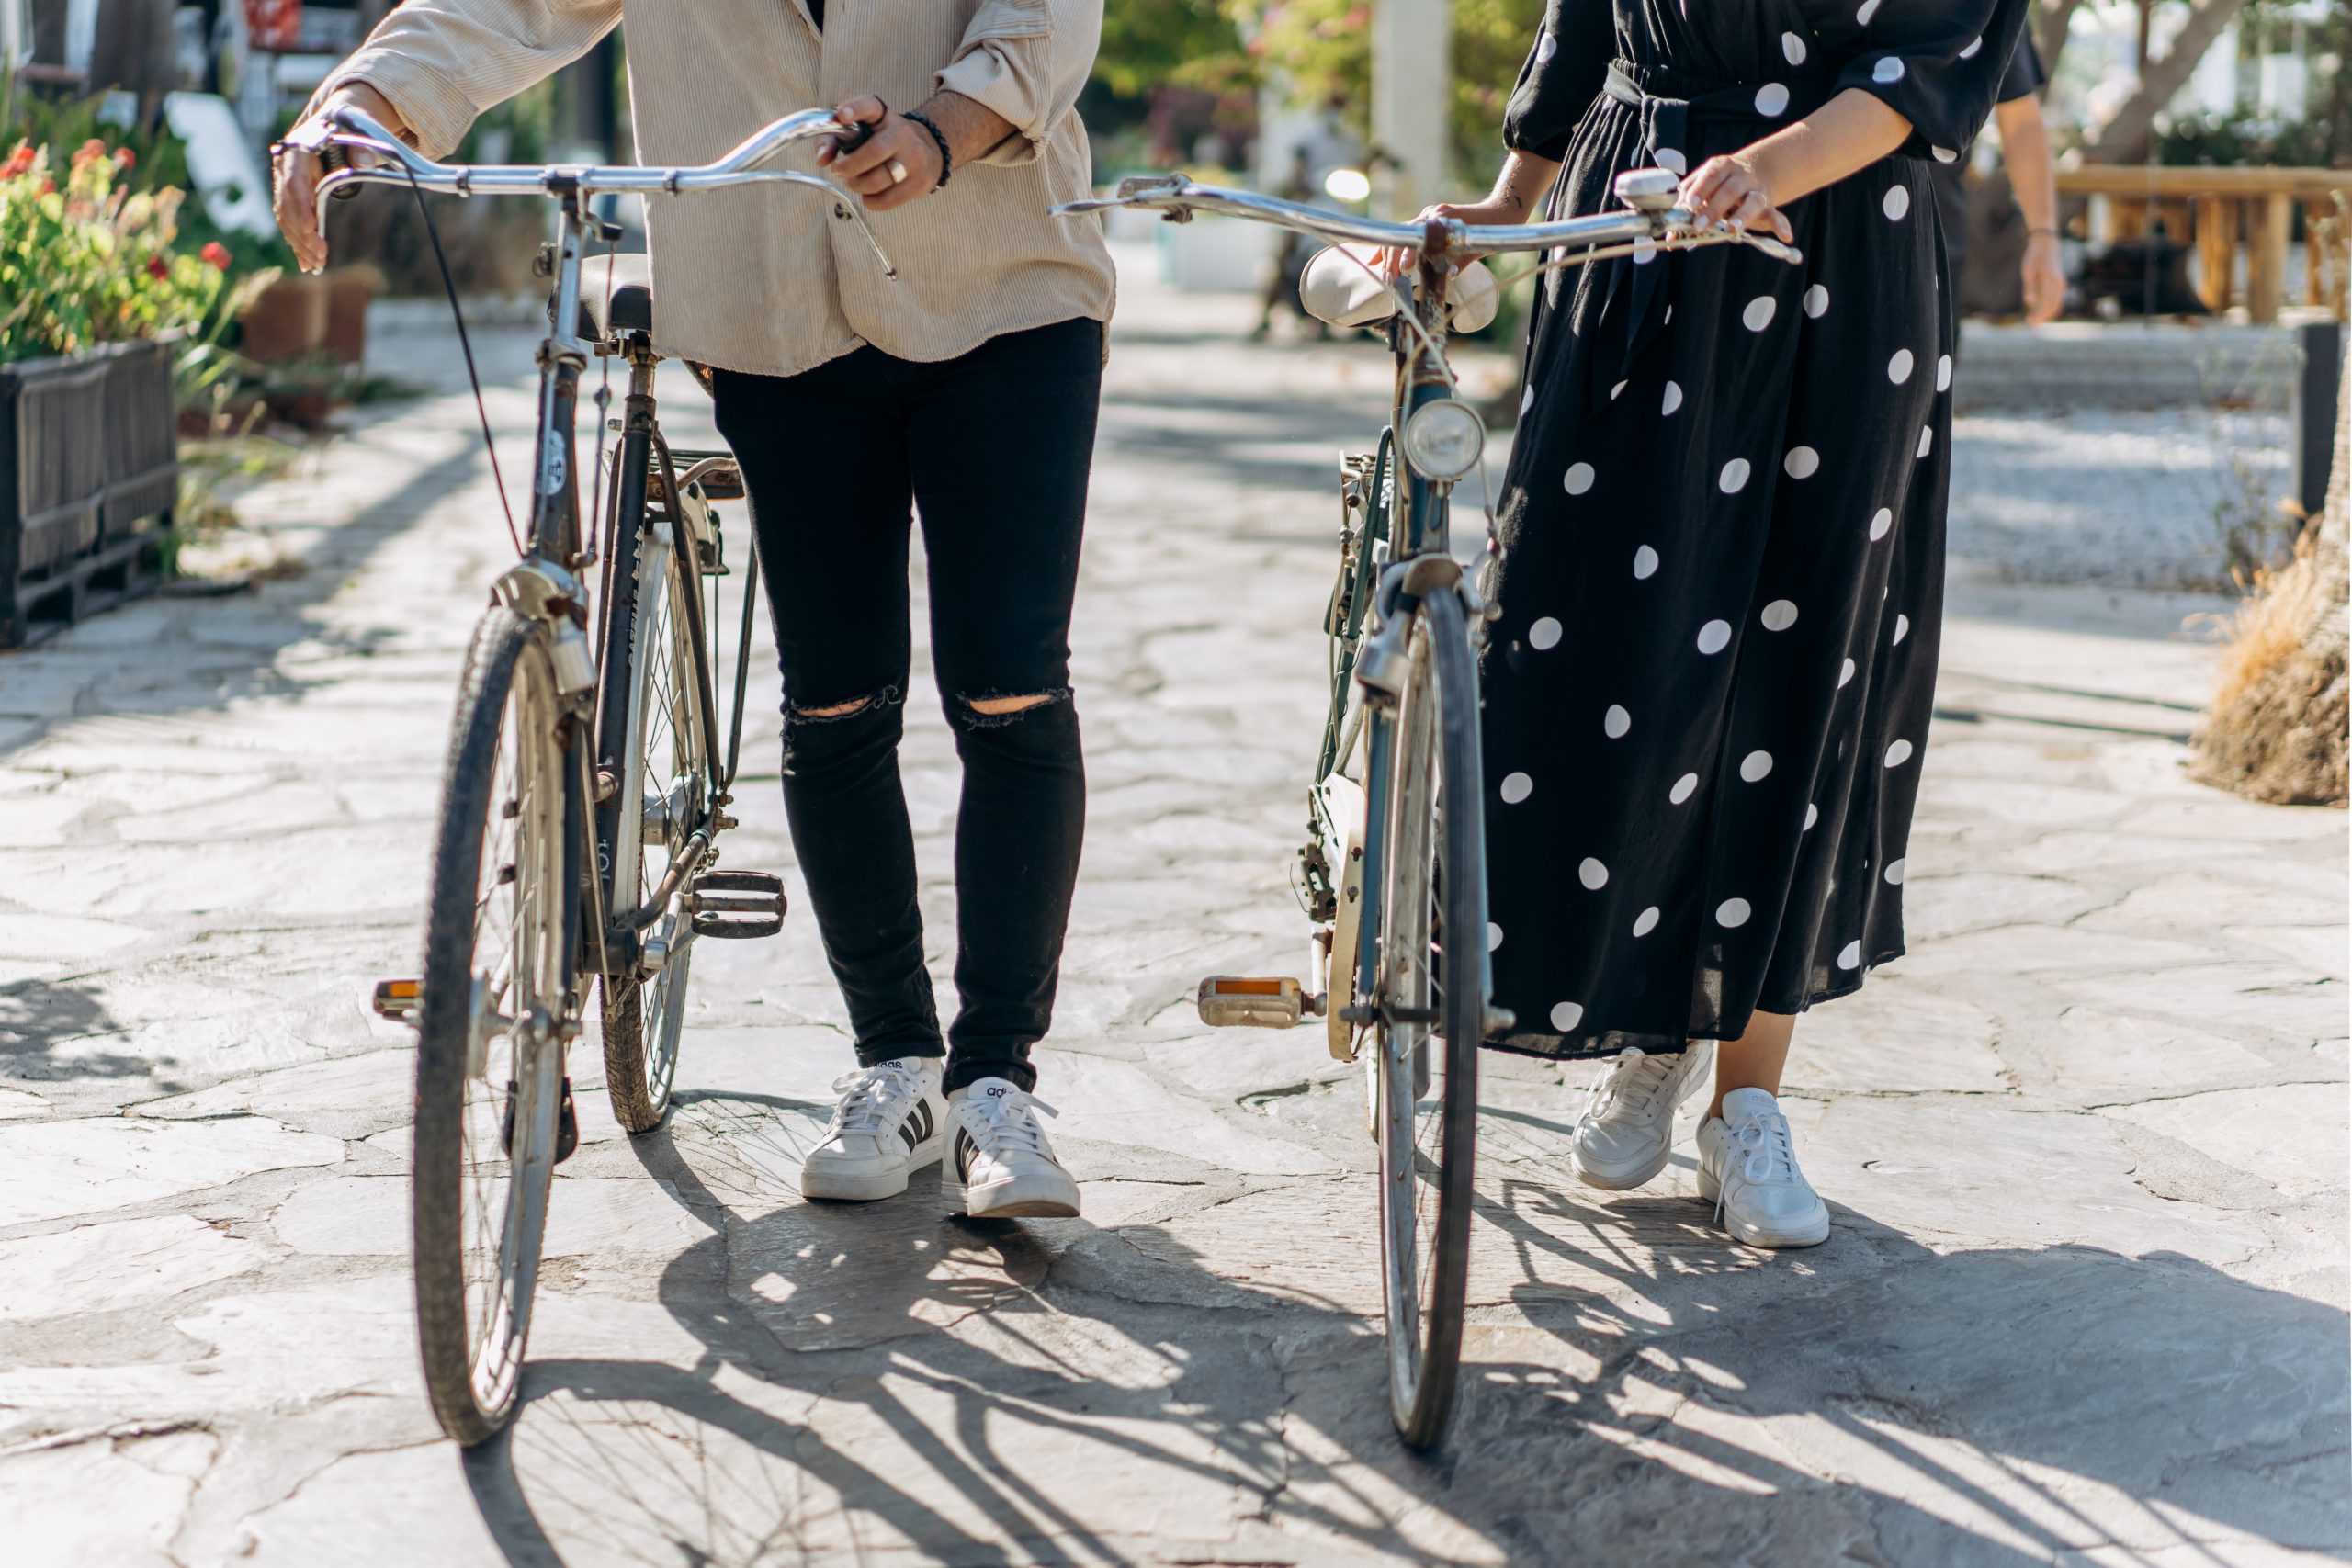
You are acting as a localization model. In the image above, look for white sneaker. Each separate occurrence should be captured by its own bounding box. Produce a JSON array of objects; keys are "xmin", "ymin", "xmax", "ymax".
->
[
  {"xmin": 798, "ymin": 1057, "xmax": 947, "ymax": 1202},
  {"xmin": 945, "ymin": 1077, "xmax": 1080, "ymax": 1219},
  {"xmin": 1568, "ymin": 1042, "xmax": 1714, "ymax": 1191},
  {"xmin": 1696, "ymin": 1087, "xmax": 1830, "ymax": 1248}
]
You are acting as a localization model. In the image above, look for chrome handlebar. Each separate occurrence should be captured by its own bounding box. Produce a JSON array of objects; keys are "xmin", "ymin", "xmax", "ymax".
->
[
  {"xmin": 295, "ymin": 107, "xmax": 897, "ymax": 276},
  {"xmin": 1053, "ymin": 171, "xmax": 1804, "ymax": 268}
]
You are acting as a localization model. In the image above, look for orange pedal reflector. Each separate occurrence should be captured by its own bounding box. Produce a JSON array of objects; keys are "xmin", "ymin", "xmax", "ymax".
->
[
  {"xmin": 1197, "ymin": 976, "xmax": 1305, "ymax": 1029},
  {"xmin": 372, "ymin": 979, "xmax": 421, "ymax": 1021}
]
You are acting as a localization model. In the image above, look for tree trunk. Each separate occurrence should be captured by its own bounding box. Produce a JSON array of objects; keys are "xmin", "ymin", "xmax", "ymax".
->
[
  {"xmin": 2191, "ymin": 348, "xmax": 2350, "ymax": 807},
  {"xmin": 2034, "ymin": 0, "xmax": 2086, "ymax": 83},
  {"xmin": 2077, "ymin": 0, "xmax": 2253, "ymax": 165}
]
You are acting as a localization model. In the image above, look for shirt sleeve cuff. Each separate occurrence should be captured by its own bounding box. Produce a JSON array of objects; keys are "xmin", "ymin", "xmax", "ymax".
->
[
  {"xmin": 934, "ymin": 43, "xmax": 1047, "ymax": 168},
  {"xmin": 308, "ymin": 51, "xmax": 480, "ymax": 162}
]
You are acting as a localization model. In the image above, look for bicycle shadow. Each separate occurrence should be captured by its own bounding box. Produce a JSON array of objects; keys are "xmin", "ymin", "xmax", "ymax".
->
[{"xmin": 458, "ymin": 1088, "xmax": 1454, "ymax": 1567}]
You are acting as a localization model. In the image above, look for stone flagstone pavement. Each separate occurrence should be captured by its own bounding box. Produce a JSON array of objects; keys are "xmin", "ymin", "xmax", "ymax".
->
[{"xmin": 0, "ymin": 249, "xmax": 2345, "ymax": 1567}]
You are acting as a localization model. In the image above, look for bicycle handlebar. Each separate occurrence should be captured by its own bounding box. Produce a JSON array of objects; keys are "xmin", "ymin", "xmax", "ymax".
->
[
  {"xmin": 295, "ymin": 107, "xmax": 897, "ymax": 276},
  {"xmin": 1054, "ymin": 173, "xmax": 1803, "ymax": 268}
]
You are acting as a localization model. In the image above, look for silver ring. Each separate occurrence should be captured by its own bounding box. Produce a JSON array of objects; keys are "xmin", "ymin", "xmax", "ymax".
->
[{"xmin": 887, "ymin": 158, "xmax": 909, "ymax": 186}]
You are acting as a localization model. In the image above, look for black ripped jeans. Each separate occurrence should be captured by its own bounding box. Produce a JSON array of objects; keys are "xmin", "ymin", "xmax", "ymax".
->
[{"xmin": 709, "ymin": 316, "xmax": 1102, "ymax": 1094}]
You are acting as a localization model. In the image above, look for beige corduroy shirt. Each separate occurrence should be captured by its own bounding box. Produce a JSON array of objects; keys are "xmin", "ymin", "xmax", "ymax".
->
[{"xmin": 315, "ymin": 0, "xmax": 1115, "ymax": 377}]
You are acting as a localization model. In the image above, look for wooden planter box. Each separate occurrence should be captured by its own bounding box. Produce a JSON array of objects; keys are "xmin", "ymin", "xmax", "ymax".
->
[{"xmin": 0, "ymin": 339, "xmax": 180, "ymax": 649}]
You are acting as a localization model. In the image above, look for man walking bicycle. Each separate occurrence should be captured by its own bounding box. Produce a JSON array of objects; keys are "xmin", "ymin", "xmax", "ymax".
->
[{"xmin": 274, "ymin": 0, "xmax": 1114, "ymax": 1219}]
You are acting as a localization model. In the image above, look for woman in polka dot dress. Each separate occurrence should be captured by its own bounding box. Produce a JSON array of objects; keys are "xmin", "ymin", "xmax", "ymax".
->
[{"xmin": 1422, "ymin": 0, "xmax": 2030, "ymax": 1247}]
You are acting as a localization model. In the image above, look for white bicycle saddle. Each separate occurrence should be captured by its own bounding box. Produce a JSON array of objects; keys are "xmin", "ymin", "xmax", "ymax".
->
[{"xmin": 1299, "ymin": 244, "xmax": 1501, "ymax": 333}]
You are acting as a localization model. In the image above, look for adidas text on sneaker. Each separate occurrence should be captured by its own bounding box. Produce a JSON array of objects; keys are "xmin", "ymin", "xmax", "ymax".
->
[
  {"xmin": 1696, "ymin": 1086, "xmax": 1830, "ymax": 1248},
  {"xmin": 946, "ymin": 1077, "xmax": 1080, "ymax": 1219},
  {"xmin": 1569, "ymin": 1041, "xmax": 1714, "ymax": 1191},
  {"xmin": 799, "ymin": 1057, "xmax": 947, "ymax": 1202}
]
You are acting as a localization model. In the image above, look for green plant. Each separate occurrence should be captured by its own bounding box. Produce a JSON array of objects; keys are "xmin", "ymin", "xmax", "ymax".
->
[{"xmin": 0, "ymin": 138, "xmax": 234, "ymax": 362}]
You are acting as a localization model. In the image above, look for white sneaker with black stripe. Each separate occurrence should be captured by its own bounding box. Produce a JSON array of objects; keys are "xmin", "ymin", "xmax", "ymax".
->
[
  {"xmin": 945, "ymin": 1077, "xmax": 1080, "ymax": 1219},
  {"xmin": 798, "ymin": 1057, "xmax": 947, "ymax": 1202}
]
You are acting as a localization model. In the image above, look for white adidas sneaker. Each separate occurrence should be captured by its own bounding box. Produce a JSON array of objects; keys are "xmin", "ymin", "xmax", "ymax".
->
[
  {"xmin": 1696, "ymin": 1087, "xmax": 1831, "ymax": 1248},
  {"xmin": 944, "ymin": 1077, "xmax": 1080, "ymax": 1219},
  {"xmin": 1568, "ymin": 1042, "xmax": 1714, "ymax": 1191},
  {"xmin": 798, "ymin": 1056, "xmax": 947, "ymax": 1202}
]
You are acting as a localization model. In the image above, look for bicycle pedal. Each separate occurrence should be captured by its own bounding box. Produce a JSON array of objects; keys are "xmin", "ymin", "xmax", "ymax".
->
[
  {"xmin": 371, "ymin": 977, "xmax": 421, "ymax": 1023},
  {"xmin": 1197, "ymin": 976, "xmax": 1313, "ymax": 1029},
  {"xmin": 684, "ymin": 868, "xmax": 787, "ymax": 939}
]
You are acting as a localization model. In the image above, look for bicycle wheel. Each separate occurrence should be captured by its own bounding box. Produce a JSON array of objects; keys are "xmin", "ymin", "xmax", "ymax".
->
[
  {"xmin": 413, "ymin": 607, "xmax": 577, "ymax": 1445},
  {"xmin": 600, "ymin": 519, "xmax": 710, "ymax": 1132},
  {"xmin": 1374, "ymin": 587, "xmax": 1486, "ymax": 1450}
]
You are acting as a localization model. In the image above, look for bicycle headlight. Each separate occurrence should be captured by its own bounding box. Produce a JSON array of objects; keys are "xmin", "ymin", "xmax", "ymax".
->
[{"xmin": 1400, "ymin": 399, "xmax": 1486, "ymax": 482}]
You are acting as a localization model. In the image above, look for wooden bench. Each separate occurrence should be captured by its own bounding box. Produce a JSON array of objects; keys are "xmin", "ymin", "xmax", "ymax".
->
[{"xmin": 2052, "ymin": 164, "xmax": 2352, "ymax": 323}]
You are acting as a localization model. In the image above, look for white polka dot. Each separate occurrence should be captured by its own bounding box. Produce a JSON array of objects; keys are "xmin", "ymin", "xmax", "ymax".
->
[
  {"xmin": 1804, "ymin": 283, "xmax": 1829, "ymax": 318},
  {"xmin": 1521, "ymin": 383, "xmax": 1535, "ymax": 414},
  {"xmin": 1716, "ymin": 897, "xmax": 1752, "ymax": 929},
  {"xmin": 1632, "ymin": 906, "xmax": 1660, "ymax": 937},
  {"xmin": 1669, "ymin": 773, "xmax": 1699, "ymax": 805},
  {"xmin": 1857, "ymin": 0, "xmax": 1882, "ymax": 24},
  {"xmin": 1719, "ymin": 458, "xmax": 1751, "ymax": 494},
  {"xmin": 1959, "ymin": 33, "xmax": 1983, "ymax": 58},
  {"xmin": 1931, "ymin": 144, "xmax": 1959, "ymax": 164},
  {"xmin": 1917, "ymin": 424, "xmax": 1933, "ymax": 458},
  {"xmin": 1487, "ymin": 921, "xmax": 1504, "ymax": 951},
  {"xmin": 1633, "ymin": 235, "xmax": 1657, "ymax": 265},
  {"xmin": 1633, "ymin": 545, "xmax": 1659, "ymax": 580},
  {"xmin": 1604, "ymin": 704, "xmax": 1631, "ymax": 739},
  {"xmin": 1936, "ymin": 354, "xmax": 1952, "ymax": 391},
  {"xmin": 1755, "ymin": 82, "xmax": 1791, "ymax": 117},
  {"xmin": 1551, "ymin": 1000, "xmax": 1584, "ymax": 1032},
  {"xmin": 1610, "ymin": 379, "xmax": 1627, "ymax": 400},
  {"xmin": 1838, "ymin": 657, "xmax": 1857, "ymax": 688},
  {"xmin": 1884, "ymin": 739, "xmax": 1914, "ymax": 768},
  {"xmin": 1887, "ymin": 348, "xmax": 1914, "ymax": 384},
  {"xmin": 1893, "ymin": 614, "xmax": 1910, "ymax": 645},
  {"xmin": 1739, "ymin": 750, "xmax": 1774, "ymax": 783},
  {"xmin": 1872, "ymin": 56, "xmax": 1905, "ymax": 84},
  {"xmin": 1883, "ymin": 858, "xmax": 1907, "ymax": 886},
  {"xmin": 1869, "ymin": 507, "xmax": 1893, "ymax": 541},
  {"xmin": 1578, "ymin": 857, "xmax": 1609, "ymax": 890},
  {"xmin": 1742, "ymin": 296, "xmax": 1777, "ymax": 333},
  {"xmin": 1500, "ymin": 771, "xmax": 1532, "ymax": 804},
  {"xmin": 1883, "ymin": 185, "xmax": 1911, "ymax": 221},
  {"xmin": 1661, "ymin": 380, "xmax": 1683, "ymax": 415},
  {"xmin": 1837, "ymin": 939, "xmax": 1862, "ymax": 969},
  {"xmin": 1565, "ymin": 461, "xmax": 1595, "ymax": 495},
  {"xmin": 1663, "ymin": 305, "xmax": 1672, "ymax": 325},
  {"xmin": 1782, "ymin": 446, "xmax": 1819, "ymax": 479},
  {"xmin": 1696, "ymin": 619, "xmax": 1732, "ymax": 655},
  {"xmin": 1781, "ymin": 30, "xmax": 1806, "ymax": 65},
  {"xmin": 1760, "ymin": 599, "xmax": 1798, "ymax": 632},
  {"xmin": 1536, "ymin": 30, "xmax": 1557, "ymax": 62},
  {"xmin": 1528, "ymin": 615, "xmax": 1562, "ymax": 650},
  {"xmin": 1804, "ymin": 802, "xmax": 1819, "ymax": 830},
  {"xmin": 1654, "ymin": 146, "xmax": 1686, "ymax": 175}
]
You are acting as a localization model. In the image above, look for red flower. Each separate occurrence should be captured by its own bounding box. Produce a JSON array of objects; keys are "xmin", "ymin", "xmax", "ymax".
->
[
  {"xmin": 146, "ymin": 254, "xmax": 169, "ymax": 279},
  {"xmin": 71, "ymin": 138, "xmax": 106, "ymax": 170},
  {"xmin": 201, "ymin": 242, "xmax": 232, "ymax": 271},
  {"xmin": 1, "ymin": 144, "xmax": 33, "ymax": 179},
  {"xmin": 38, "ymin": 178, "xmax": 53, "ymax": 196},
  {"xmin": 113, "ymin": 146, "xmax": 136, "ymax": 172}
]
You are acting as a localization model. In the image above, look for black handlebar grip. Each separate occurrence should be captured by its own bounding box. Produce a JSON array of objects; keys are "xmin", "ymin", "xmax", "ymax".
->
[{"xmin": 832, "ymin": 118, "xmax": 878, "ymax": 157}]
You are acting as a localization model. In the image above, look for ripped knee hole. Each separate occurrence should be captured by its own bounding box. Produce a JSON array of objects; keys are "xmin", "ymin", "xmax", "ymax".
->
[{"xmin": 965, "ymin": 693, "xmax": 1056, "ymax": 717}]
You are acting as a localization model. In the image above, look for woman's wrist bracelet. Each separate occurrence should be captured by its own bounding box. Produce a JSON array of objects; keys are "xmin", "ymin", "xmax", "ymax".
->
[
  {"xmin": 2028, "ymin": 226, "xmax": 2060, "ymax": 239},
  {"xmin": 903, "ymin": 110, "xmax": 953, "ymax": 191}
]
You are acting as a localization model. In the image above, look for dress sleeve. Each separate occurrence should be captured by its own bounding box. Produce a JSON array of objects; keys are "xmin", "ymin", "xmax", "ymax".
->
[
  {"xmin": 1995, "ymin": 30, "xmax": 2047, "ymax": 104},
  {"xmin": 1830, "ymin": 0, "xmax": 2034, "ymax": 162},
  {"xmin": 1502, "ymin": 0, "xmax": 1613, "ymax": 162}
]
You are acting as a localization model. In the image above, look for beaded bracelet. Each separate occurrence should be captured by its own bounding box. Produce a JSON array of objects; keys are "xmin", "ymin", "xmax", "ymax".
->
[{"xmin": 903, "ymin": 110, "xmax": 954, "ymax": 192}]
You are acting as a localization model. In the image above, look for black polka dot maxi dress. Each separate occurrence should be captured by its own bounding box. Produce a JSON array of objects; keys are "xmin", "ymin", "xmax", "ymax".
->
[{"xmin": 1480, "ymin": 0, "xmax": 2030, "ymax": 1059}]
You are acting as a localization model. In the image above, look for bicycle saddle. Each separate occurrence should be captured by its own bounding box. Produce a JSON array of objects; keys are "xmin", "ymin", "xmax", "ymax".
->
[
  {"xmin": 575, "ymin": 251, "xmax": 654, "ymax": 340},
  {"xmin": 1300, "ymin": 245, "xmax": 1499, "ymax": 333}
]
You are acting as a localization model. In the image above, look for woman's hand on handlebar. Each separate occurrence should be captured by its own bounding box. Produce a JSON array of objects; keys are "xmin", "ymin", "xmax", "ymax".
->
[
  {"xmin": 272, "ymin": 82, "xmax": 408, "ymax": 274},
  {"xmin": 1679, "ymin": 152, "xmax": 1794, "ymax": 243}
]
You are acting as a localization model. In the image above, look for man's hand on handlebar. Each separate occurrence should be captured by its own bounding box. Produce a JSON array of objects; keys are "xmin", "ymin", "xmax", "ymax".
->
[
  {"xmin": 1376, "ymin": 201, "xmax": 1517, "ymax": 279},
  {"xmin": 272, "ymin": 82, "xmax": 409, "ymax": 274}
]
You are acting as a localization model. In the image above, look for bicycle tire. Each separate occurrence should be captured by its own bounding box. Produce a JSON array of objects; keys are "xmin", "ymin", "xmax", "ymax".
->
[
  {"xmin": 600, "ymin": 520, "xmax": 709, "ymax": 1133},
  {"xmin": 413, "ymin": 606, "xmax": 576, "ymax": 1446},
  {"xmin": 1374, "ymin": 587, "xmax": 1485, "ymax": 1450}
]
